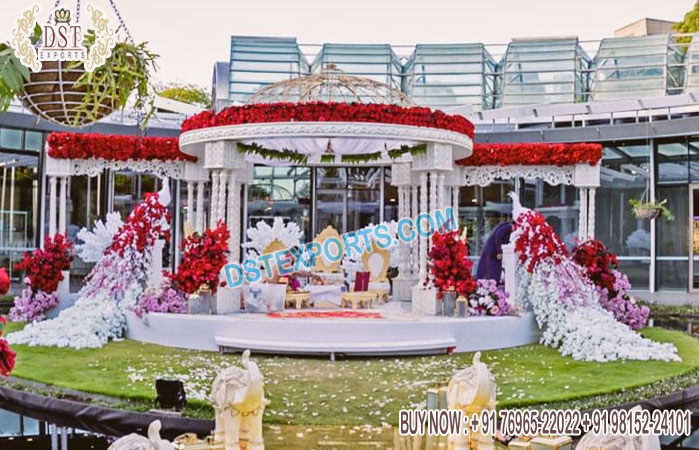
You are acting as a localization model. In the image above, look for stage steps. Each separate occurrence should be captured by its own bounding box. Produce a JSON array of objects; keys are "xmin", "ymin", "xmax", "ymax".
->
[{"xmin": 215, "ymin": 335, "xmax": 457, "ymax": 359}]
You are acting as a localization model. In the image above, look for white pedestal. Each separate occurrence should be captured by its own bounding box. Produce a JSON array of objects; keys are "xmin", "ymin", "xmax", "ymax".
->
[
  {"xmin": 57, "ymin": 270, "xmax": 70, "ymax": 295},
  {"xmin": 393, "ymin": 276, "xmax": 418, "ymax": 302},
  {"xmin": 216, "ymin": 286, "xmax": 241, "ymax": 314},
  {"xmin": 411, "ymin": 286, "xmax": 438, "ymax": 315},
  {"xmin": 501, "ymin": 243, "xmax": 517, "ymax": 305},
  {"xmin": 149, "ymin": 239, "xmax": 165, "ymax": 288}
]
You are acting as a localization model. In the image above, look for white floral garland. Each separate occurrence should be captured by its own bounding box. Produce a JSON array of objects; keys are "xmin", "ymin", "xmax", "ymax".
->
[{"xmin": 510, "ymin": 193, "xmax": 679, "ymax": 362}]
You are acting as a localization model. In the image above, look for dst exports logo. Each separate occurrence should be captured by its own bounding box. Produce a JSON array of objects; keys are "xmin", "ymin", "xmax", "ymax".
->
[
  {"xmin": 12, "ymin": 4, "xmax": 115, "ymax": 73},
  {"xmin": 37, "ymin": 8, "xmax": 87, "ymax": 62}
]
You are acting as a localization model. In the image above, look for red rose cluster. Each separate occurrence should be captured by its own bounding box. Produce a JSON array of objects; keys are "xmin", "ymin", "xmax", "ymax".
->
[
  {"xmin": 572, "ymin": 239, "xmax": 618, "ymax": 293},
  {"xmin": 47, "ymin": 132, "xmax": 197, "ymax": 163},
  {"xmin": 428, "ymin": 229, "xmax": 476, "ymax": 298},
  {"xmin": 458, "ymin": 143, "xmax": 602, "ymax": 167},
  {"xmin": 109, "ymin": 193, "xmax": 171, "ymax": 256},
  {"xmin": 15, "ymin": 234, "xmax": 73, "ymax": 294},
  {"xmin": 513, "ymin": 211, "xmax": 568, "ymax": 273},
  {"xmin": 0, "ymin": 317, "xmax": 15, "ymax": 376},
  {"xmin": 169, "ymin": 221, "xmax": 230, "ymax": 294},
  {"xmin": 181, "ymin": 102, "xmax": 475, "ymax": 138}
]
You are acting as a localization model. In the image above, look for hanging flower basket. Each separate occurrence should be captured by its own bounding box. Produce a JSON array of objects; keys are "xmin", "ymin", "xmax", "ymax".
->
[
  {"xmin": 20, "ymin": 61, "xmax": 118, "ymax": 127},
  {"xmin": 629, "ymin": 199, "xmax": 674, "ymax": 221}
]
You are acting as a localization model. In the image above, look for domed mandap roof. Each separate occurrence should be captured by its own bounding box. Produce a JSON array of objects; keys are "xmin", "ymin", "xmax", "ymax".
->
[{"xmin": 246, "ymin": 64, "xmax": 415, "ymax": 106}]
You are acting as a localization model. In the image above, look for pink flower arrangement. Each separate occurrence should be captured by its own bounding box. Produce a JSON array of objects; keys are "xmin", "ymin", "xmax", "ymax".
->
[
  {"xmin": 572, "ymin": 240, "xmax": 650, "ymax": 330},
  {"xmin": 468, "ymin": 279, "xmax": 513, "ymax": 316},
  {"xmin": 133, "ymin": 281, "xmax": 187, "ymax": 318},
  {"xmin": 9, "ymin": 284, "xmax": 59, "ymax": 323}
]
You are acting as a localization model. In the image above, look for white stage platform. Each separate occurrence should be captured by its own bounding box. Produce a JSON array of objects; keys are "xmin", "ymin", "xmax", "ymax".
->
[{"xmin": 125, "ymin": 306, "xmax": 541, "ymax": 357}]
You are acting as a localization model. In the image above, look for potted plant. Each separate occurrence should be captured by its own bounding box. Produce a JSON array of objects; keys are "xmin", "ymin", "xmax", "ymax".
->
[
  {"xmin": 1, "ymin": 16, "xmax": 157, "ymax": 127},
  {"xmin": 629, "ymin": 198, "xmax": 675, "ymax": 221}
]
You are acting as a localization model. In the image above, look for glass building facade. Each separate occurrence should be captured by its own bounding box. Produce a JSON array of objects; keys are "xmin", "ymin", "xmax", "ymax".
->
[{"xmin": 222, "ymin": 34, "xmax": 695, "ymax": 111}]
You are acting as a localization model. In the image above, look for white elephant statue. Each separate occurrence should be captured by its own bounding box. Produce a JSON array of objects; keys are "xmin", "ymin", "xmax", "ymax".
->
[
  {"xmin": 108, "ymin": 420, "xmax": 174, "ymax": 450},
  {"xmin": 211, "ymin": 349, "xmax": 268, "ymax": 450},
  {"xmin": 447, "ymin": 352, "xmax": 497, "ymax": 450}
]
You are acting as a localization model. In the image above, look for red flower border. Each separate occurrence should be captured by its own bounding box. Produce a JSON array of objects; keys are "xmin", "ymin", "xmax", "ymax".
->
[
  {"xmin": 181, "ymin": 102, "xmax": 475, "ymax": 138},
  {"xmin": 458, "ymin": 143, "xmax": 602, "ymax": 167},
  {"xmin": 47, "ymin": 132, "xmax": 197, "ymax": 163}
]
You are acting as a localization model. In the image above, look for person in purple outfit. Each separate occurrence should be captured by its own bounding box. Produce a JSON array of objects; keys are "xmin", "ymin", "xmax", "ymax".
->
[{"xmin": 476, "ymin": 221, "xmax": 513, "ymax": 283}]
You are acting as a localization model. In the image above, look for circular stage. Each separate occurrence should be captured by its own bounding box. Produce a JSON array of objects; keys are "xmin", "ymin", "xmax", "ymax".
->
[{"xmin": 125, "ymin": 307, "xmax": 540, "ymax": 357}]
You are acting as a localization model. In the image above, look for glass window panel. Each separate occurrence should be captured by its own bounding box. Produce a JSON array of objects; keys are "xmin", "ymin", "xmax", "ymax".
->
[
  {"xmin": 618, "ymin": 259, "xmax": 650, "ymax": 289},
  {"xmin": 347, "ymin": 167, "xmax": 381, "ymax": 190},
  {"xmin": 347, "ymin": 189, "xmax": 380, "ymax": 231},
  {"xmin": 316, "ymin": 167, "xmax": 346, "ymax": 189},
  {"xmin": 657, "ymin": 260, "xmax": 688, "ymax": 291},
  {"xmin": 24, "ymin": 131, "xmax": 43, "ymax": 151},
  {"xmin": 0, "ymin": 129, "xmax": 22, "ymax": 150},
  {"xmin": 384, "ymin": 168, "xmax": 397, "ymax": 222},
  {"xmin": 658, "ymin": 141, "xmax": 689, "ymax": 184},
  {"xmin": 596, "ymin": 144, "xmax": 651, "ymax": 257},
  {"xmin": 0, "ymin": 409, "xmax": 20, "ymax": 436},
  {"xmin": 458, "ymin": 181, "xmax": 515, "ymax": 263},
  {"xmin": 248, "ymin": 166, "xmax": 311, "ymax": 241},
  {"xmin": 315, "ymin": 191, "xmax": 344, "ymax": 233}
]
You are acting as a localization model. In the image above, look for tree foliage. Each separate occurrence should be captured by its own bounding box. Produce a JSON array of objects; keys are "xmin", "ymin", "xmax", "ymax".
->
[
  {"xmin": 157, "ymin": 82, "xmax": 211, "ymax": 108},
  {"xmin": 674, "ymin": 0, "xmax": 699, "ymax": 34}
]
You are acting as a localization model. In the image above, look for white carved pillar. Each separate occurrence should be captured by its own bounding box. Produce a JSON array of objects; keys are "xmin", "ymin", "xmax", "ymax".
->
[
  {"xmin": 578, "ymin": 188, "xmax": 588, "ymax": 241},
  {"xmin": 587, "ymin": 187, "xmax": 596, "ymax": 240},
  {"xmin": 411, "ymin": 184, "xmax": 418, "ymax": 277},
  {"xmin": 227, "ymin": 172, "xmax": 241, "ymax": 262},
  {"xmin": 418, "ymin": 173, "xmax": 428, "ymax": 284},
  {"xmin": 196, "ymin": 181, "xmax": 205, "ymax": 233},
  {"xmin": 217, "ymin": 170, "xmax": 228, "ymax": 225},
  {"xmin": 48, "ymin": 176, "xmax": 57, "ymax": 238},
  {"xmin": 438, "ymin": 173, "xmax": 445, "ymax": 212},
  {"xmin": 58, "ymin": 177, "xmax": 67, "ymax": 234},
  {"xmin": 452, "ymin": 185, "xmax": 459, "ymax": 218},
  {"xmin": 186, "ymin": 181, "xmax": 194, "ymax": 226},
  {"xmin": 397, "ymin": 186, "xmax": 407, "ymax": 276},
  {"xmin": 210, "ymin": 170, "xmax": 220, "ymax": 228}
]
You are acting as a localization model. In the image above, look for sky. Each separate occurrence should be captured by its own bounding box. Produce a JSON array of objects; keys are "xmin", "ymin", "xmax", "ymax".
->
[{"xmin": 1, "ymin": 0, "xmax": 695, "ymax": 88}]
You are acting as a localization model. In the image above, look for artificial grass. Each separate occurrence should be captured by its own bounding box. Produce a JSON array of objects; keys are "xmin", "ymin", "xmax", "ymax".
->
[{"xmin": 2, "ymin": 323, "xmax": 698, "ymax": 426}]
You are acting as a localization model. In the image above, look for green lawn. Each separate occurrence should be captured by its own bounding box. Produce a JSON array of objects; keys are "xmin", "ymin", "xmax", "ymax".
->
[{"xmin": 3, "ymin": 323, "xmax": 698, "ymax": 426}]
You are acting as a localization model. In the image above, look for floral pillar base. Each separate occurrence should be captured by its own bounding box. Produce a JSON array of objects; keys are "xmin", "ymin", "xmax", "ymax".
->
[
  {"xmin": 148, "ymin": 239, "xmax": 165, "ymax": 289},
  {"xmin": 216, "ymin": 286, "xmax": 241, "ymax": 314},
  {"xmin": 501, "ymin": 243, "xmax": 517, "ymax": 304},
  {"xmin": 393, "ymin": 275, "xmax": 418, "ymax": 302},
  {"xmin": 57, "ymin": 270, "xmax": 70, "ymax": 295},
  {"xmin": 411, "ymin": 286, "xmax": 438, "ymax": 315}
]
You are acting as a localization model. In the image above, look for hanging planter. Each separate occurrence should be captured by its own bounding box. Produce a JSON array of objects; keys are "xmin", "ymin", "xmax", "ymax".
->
[
  {"xmin": 629, "ymin": 198, "xmax": 675, "ymax": 221},
  {"xmin": 1, "ymin": 2, "xmax": 157, "ymax": 128}
]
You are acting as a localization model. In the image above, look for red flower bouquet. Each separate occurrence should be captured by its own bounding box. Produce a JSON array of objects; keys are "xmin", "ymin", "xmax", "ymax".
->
[
  {"xmin": 427, "ymin": 229, "xmax": 476, "ymax": 298},
  {"xmin": 169, "ymin": 221, "xmax": 230, "ymax": 294},
  {"xmin": 181, "ymin": 101, "xmax": 475, "ymax": 138},
  {"xmin": 513, "ymin": 211, "xmax": 568, "ymax": 273},
  {"xmin": 108, "ymin": 193, "xmax": 171, "ymax": 256},
  {"xmin": 458, "ymin": 143, "xmax": 602, "ymax": 167},
  {"xmin": 47, "ymin": 132, "xmax": 197, "ymax": 163},
  {"xmin": 0, "ymin": 268, "xmax": 10, "ymax": 296},
  {"xmin": 14, "ymin": 234, "xmax": 73, "ymax": 294}
]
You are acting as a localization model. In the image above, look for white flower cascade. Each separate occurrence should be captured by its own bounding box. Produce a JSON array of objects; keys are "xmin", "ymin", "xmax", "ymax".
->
[
  {"xmin": 510, "ymin": 194, "xmax": 679, "ymax": 362},
  {"xmin": 8, "ymin": 185, "xmax": 171, "ymax": 349},
  {"xmin": 76, "ymin": 212, "xmax": 124, "ymax": 262},
  {"xmin": 243, "ymin": 217, "xmax": 303, "ymax": 261}
]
